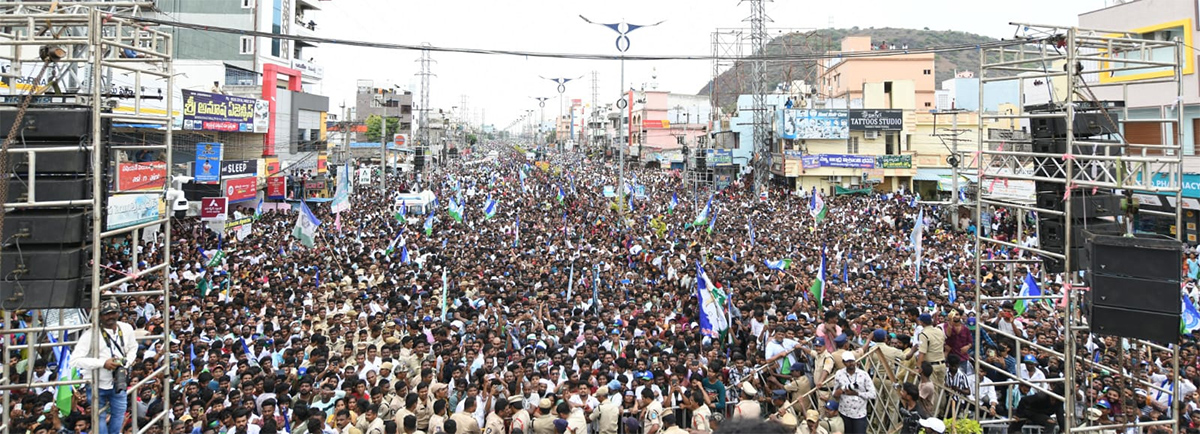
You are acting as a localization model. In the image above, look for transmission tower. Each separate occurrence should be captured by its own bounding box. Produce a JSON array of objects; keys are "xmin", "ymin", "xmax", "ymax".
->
[
  {"xmin": 416, "ymin": 43, "xmax": 435, "ymax": 146},
  {"xmin": 744, "ymin": 0, "xmax": 771, "ymax": 193}
]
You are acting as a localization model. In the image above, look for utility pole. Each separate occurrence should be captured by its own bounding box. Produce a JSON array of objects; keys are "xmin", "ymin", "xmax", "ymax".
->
[{"xmin": 380, "ymin": 96, "xmax": 387, "ymax": 193}]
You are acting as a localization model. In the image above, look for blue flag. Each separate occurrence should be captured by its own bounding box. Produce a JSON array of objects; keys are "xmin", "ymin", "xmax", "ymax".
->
[
  {"xmin": 1183, "ymin": 295, "xmax": 1200, "ymax": 334},
  {"xmin": 748, "ymin": 218, "xmax": 756, "ymax": 246},
  {"xmin": 401, "ymin": 245, "xmax": 410, "ymax": 264},
  {"xmin": 947, "ymin": 268, "xmax": 957, "ymax": 303}
]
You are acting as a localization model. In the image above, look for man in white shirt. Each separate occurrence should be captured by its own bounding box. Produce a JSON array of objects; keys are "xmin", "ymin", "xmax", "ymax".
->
[
  {"xmin": 1018, "ymin": 355, "xmax": 1045, "ymax": 384},
  {"xmin": 831, "ymin": 352, "xmax": 875, "ymax": 434},
  {"xmin": 70, "ymin": 299, "xmax": 139, "ymax": 434}
]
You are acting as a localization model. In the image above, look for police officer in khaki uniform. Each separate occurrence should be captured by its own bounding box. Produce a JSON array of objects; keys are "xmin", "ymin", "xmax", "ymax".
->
[
  {"xmin": 732, "ymin": 383, "xmax": 761, "ymax": 419},
  {"xmin": 588, "ymin": 387, "xmax": 620, "ymax": 434},
  {"xmin": 638, "ymin": 388, "xmax": 664, "ymax": 434},
  {"xmin": 817, "ymin": 401, "xmax": 844, "ymax": 434},
  {"xmin": 483, "ymin": 400, "xmax": 508, "ymax": 434},
  {"xmin": 531, "ymin": 399, "xmax": 557, "ymax": 434},
  {"xmin": 363, "ymin": 404, "xmax": 386, "ymax": 434},
  {"xmin": 509, "ymin": 395, "xmax": 531, "ymax": 434},
  {"xmin": 659, "ymin": 414, "xmax": 687, "ymax": 434},
  {"xmin": 767, "ymin": 390, "xmax": 798, "ymax": 431},
  {"xmin": 449, "ymin": 396, "xmax": 482, "ymax": 434}
]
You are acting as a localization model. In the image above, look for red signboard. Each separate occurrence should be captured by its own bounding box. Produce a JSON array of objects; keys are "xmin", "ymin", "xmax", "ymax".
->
[
  {"xmin": 305, "ymin": 180, "xmax": 327, "ymax": 190},
  {"xmin": 116, "ymin": 161, "xmax": 167, "ymax": 191},
  {"xmin": 266, "ymin": 176, "xmax": 287, "ymax": 199},
  {"xmin": 641, "ymin": 119, "xmax": 670, "ymax": 129},
  {"xmin": 224, "ymin": 176, "xmax": 257, "ymax": 203},
  {"xmin": 200, "ymin": 197, "xmax": 227, "ymax": 221},
  {"xmin": 394, "ymin": 134, "xmax": 407, "ymax": 147}
]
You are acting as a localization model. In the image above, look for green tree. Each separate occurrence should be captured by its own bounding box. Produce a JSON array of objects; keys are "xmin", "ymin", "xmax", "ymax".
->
[
  {"xmin": 364, "ymin": 115, "xmax": 402, "ymax": 143},
  {"xmin": 466, "ymin": 134, "xmax": 479, "ymax": 145},
  {"xmin": 544, "ymin": 132, "xmax": 556, "ymax": 145}
]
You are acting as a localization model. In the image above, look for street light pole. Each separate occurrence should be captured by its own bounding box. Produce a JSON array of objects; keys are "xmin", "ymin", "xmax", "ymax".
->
[{"xmin": 580, "ymin": 15, "xmax": 664, "ymax": 216}]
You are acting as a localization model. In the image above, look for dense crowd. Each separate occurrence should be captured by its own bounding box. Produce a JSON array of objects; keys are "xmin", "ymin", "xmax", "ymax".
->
[{"xmin": 6, "ymin": 142, "xmax": 1200, "ymax": 434}]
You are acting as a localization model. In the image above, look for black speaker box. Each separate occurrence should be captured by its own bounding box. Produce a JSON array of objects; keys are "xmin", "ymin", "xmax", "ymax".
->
[
  {"xmin": 0, "ymin": 246, "xmax": 87, "ymax": 280},
  {"xmin": 6, "ymin": 177, "xmax": 91, "ymax": 203},
  {"xmin": 1041, "ymin": 246, "xmax": 1083, "ymax": 274},
  {"xmin": 1089, "ymin": 305, "xmax": 1179, "ymax": 344},
  {"xmin": 1088, "ymin": 273, "xmax": 1179, "ymax": 313},
  {"xmin": 1035, "ymin": 192, "xmax": 1122, "ymax": 218},
  {"xmin": 1038, "ymin": 218, "xmax": 1123, "ymax": 249},
  {"xmin": 9, "ymin": 140, "xmax": 92, "ymax": 174},
  {"xmin": 1032, "ymin": 138, "xmax": 1124, "ymax": 156},
  {"xmin": 183, "ymin": 182, "xmax": 222, "ymax": 202},
  {"xmin": 1, "ymin": 209, "xmax": 89, "ymax": 245},
  {"xmin": 0, "ymin": 105, "xmax": 98, "ymax": 140},
  {"xmin": 1030, "ymin": 113, "xmax": 1119, "ymax": 139},
  {"xmin": 1086, "ymin": 232, "xmax": 1182, "ymax": 281},
  {"xmin": 0, "ymin": 278, "xmax": 89, "ymax": 309}
]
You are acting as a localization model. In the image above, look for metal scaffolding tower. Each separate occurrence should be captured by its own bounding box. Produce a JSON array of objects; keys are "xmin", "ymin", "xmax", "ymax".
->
[
  {"xmin": 416, "ymin": 43, "xmax": 434, "ymax": 147},
  {"xmin": 973, "ymin": 24, "xmax": 1185, "ymax": 432},
  {"xmin": 0, "ymin": 4, "xmax": 174, "ymax": 434},
  {"xmin": 743, "ymin": 0, "xmax": 770, "ymax": 193},
  {"xmin": 710, "ymin": 28, "xmax": 744, "ymax": 125}
]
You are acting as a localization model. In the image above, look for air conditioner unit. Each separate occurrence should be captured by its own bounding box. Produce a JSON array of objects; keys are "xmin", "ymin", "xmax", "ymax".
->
[{"xmin": 864, "ymin": 130, "xmax": 879, "ymax": 140}]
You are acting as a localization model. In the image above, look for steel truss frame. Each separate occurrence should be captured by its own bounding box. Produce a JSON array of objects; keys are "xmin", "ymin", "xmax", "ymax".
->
[
  {"xmin": 972, "ymin": 24, "xmax": 1184, "ymax": 433},
  {"xmin": 0, "ymin": 4, "xmax": 173, "ymax": 434}
]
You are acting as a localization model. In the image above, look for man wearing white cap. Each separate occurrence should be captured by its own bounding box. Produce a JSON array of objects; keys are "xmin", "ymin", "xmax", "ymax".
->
[
  {"xmin": 831, "ymin": 351, "xmax": 875, "ymax": 434},
  {"xmin": 732, "ymin": 383, "xmax": 761, "ymax": 419}
]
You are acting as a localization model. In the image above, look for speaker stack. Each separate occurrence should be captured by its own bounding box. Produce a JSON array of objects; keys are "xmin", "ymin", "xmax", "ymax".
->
[
  {"xmin": 0, "ymin": 105, "xmax": 105, "ymax": 309},
  {"xmin": 1030, "ymin": 107, "xmax": 1123, "ymax": 273},
  {"xmin": 1085, "ymin": 232, "xmax": 1183, "ymax": 343},
  {"xmin": 414, "ymin": 146, "xmax": 426, "ymax": 172}
]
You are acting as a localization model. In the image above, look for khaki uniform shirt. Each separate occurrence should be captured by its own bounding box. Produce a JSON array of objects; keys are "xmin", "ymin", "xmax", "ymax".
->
[
  {"xmin": 642, "ymin": 400, "xmax": 664, "ymax": 434},
  {"xmin": 919, "ymin": 326, "xmax": 947, "ymax": 363},
  {"xmin": 531, "ymin": 414, "xmax": 556, "ymax": 434},
  {"xmin": 483, "ymin": 412, "xmax": 505, "ymax": 434},
  {"xmin": 511, "ymin": 409, "xmax": 531, "ymax": 434},
  {"xmin": 450, "ymin": 411, "xmax": 482, "ymax": 434},
  {"xmin": 733, "ymin": 400, "xmax": 761, "ymax": 419}
]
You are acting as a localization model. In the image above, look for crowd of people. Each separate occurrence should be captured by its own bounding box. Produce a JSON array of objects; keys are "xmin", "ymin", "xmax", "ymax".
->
[{"xmin": 4, "ymin": 141, "xmax": 1200, "ymax": 434}]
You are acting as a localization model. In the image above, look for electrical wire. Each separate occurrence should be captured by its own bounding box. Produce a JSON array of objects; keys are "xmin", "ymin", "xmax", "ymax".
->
[{"xmin": 114, "ymin": 13, "xmax": 1048, "ymax": 62}]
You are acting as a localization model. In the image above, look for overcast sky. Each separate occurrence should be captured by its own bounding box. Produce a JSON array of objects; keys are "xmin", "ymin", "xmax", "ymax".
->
[{"xmin": 312, "ymin": 0, "xmax": 1107, "ymax": 131}]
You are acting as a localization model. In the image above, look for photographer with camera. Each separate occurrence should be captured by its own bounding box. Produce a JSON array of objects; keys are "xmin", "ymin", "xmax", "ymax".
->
[
  {"xmin": 830, "ymin": 352, "xmax": 875, "ymax": 434},
  {"xmin": 70, "ymin": 298, "xmax": 139, "ymax": 434}
]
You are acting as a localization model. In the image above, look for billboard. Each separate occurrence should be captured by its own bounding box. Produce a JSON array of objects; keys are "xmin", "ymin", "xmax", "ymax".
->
[
  {"xmin": 779, "ymin": 109, "xmax": 848, "ymax": 140},
  {"xmin": 706, "ymin": 149, "xmax": 733, "ymax": 166},
  {"xmin": 266, "ymin": 176, "xmax": 287, "ymax": 199},
  {"xmin": 181, "ymin": 89, "xmax": 269, "ymax": 133},
  {"xmin": 224, "ymin": 176, "xmax": 257, "ymax": 203},
  {"xmin": 816, "ymin": 154, "xmax": 875, "ymax": 169},
  {"xmin": 848, "ymin": 110, "xmax": 904, "ymax": 131},
  {"xmin": 116, "ymin": 161, "xmax": 167, "ymax": 192},
  {"xmin": 194, "ymin": 142, "xmax": 223, "ymax": 183},
  {"xmin": 220, "ymin": 159, "xmax": 257, "ymax": 178},
  {"xmin": 107, "ymin": 194, "xmax": 161, "ymax": 230},
  {"xmin": 877, "ymin": 155, "xmax": 913, "ymax": 169}
]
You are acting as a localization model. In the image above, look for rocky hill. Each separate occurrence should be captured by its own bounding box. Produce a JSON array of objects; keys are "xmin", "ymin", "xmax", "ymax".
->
[{"xmin": 698, "ymin": 27, "xmax": 1002, "ymax": 111}]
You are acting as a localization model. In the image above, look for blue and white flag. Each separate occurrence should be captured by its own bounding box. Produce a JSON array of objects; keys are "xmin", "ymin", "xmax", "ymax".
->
[
  {"xmin": 1183, "ymin": 295, "xmax": 1200, "ymax": 334},
  {"xmin": 669, "ymin": 192, "xmax": 679, "ymax": 214},
  {"xmin": 291, "ymin": 201, "xmax": 321, "ymax": 248},
  {"xmin": 910, "ymin": 208, "xmax": 925, "ymax": 278},
  {"xmin": 695, "ymin": 262, "xmax": 729, "ymax": 338},
  {"xmin": 484, "ymin": 195, "xmax": 498, "ymax": 220},
  {"xmin": 401, "ymin": 245, "xmax": 410, "ymax": 264},
  {"xmin": 947, "ymin": 268, "xmax": 957, "ymax": 303}
]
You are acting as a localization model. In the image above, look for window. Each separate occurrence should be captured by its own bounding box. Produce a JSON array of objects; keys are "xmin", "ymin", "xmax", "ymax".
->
[
  {"xmin": 271, "ymin": 0, "xmax": 282, "ymax": 57},
  {"xmin": 848, "ymin": 137, "xmax": 860, "ymax": 154},
  {"xmin": 239, "ymin": 36, "xmax": 254, "ymax": 55},
  {"xmin": 885, "ymin": 132, "xmax": 895, "ymax": 155},
  {"xmin": 924, "ymin": 102, "xmax": 932, "ymax": 107},
  {"xmin": 923, "ymin": 69, "xmax": 932, "ymax": 75},
  {"xmin": 241, "ymin": 0, "xmax": 253, "ymax": 8},
  {"xmin": 224, "ymin": 65, "xmax": 256, "ymax": 86}
]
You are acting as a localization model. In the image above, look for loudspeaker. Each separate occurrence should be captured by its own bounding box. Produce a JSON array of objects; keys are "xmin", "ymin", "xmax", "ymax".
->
[
  {"xmin": 1088, "ymin": 273, "xmax": 1179, "ymax": 313},
  {"xmin": 1032, "ymin": 138, "xmax": 1124, "ymax": 156},
  {"xmin": 1035, "ymin": 191, "xmax": 1122, "ymax": 218},
  {"xmin": 0, "ymin": 105, "xmax": 96, "ymax": 139},
  {"xmin": 1089, "ymin": 305, "xmax": 1179, "ymax": 344},
  {"xmin": 1038, "ymin": 218, "xmax": 1122, "ymax": 249},
  {"xmin": 0, "ymin": 105, "xmax": 100, "ymax": 310},
  {"xmin": 1085, "ymin": 232, "xmax": 1182, "ymax": 343},
  {"xmin": 1041, "ymin": 246, "xmax": 1082, "ymax": 274},
  {"xmin": 695, "ymin": 150, "xmax": 707, "ymax": 168},
  {"xmin": 1087, "ymin": 232, "xmax": 1182, "ymax": 282},
  {"xmin": 1030, "ymin": 113, "xmax": 1118, "ymax": 139},
  {"xmin": 414, "ymin": 150, "xmax": 425, "ymax": 171}
]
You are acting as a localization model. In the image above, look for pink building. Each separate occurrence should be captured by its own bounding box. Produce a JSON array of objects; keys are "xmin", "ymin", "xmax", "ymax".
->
[{"xmin": 628, "ymin": 90, "xmax": 711, "ymax": 160}]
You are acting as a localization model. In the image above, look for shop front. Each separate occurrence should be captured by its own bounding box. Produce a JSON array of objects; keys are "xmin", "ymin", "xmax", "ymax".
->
[{"xmin": 1133, "ymin": 172, "xmax": 1200, "ymax": 244}]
